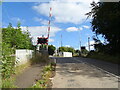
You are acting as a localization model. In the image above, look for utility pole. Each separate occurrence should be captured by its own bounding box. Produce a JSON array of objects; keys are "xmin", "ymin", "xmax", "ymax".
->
[
  {"xmin": 61, "ymin": 34, "xmax": 62, "ymax": 47},
  {"xmin": 78, "ymin": 28, "xmax": 81, "ymax": 51},
  {"xmin": 79, "ymin": 40, "xmax": 81, "ymax": 51},
  {"xmin": 57, "ymin": 41, "xmax": 59, "ymax": 56},
  {"xmin": 88, "ymin": 36, "xmax": 90, "ymax": 51}
]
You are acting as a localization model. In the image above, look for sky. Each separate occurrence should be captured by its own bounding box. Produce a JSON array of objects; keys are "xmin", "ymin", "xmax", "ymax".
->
[{"xmin": 2, "ymin": 0, "xmax": 104, "ymax": 50}]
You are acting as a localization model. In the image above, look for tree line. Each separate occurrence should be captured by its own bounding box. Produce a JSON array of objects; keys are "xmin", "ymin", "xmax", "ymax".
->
[
  {"xmin": 48, "ymin": 45, "xmax": 82, "ymax": 56},
  {"xmin": 86, "ymin": 2, "xmax": 120, "ymax": 55}
]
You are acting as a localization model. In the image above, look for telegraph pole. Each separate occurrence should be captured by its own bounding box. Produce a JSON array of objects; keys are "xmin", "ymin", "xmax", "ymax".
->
[
  {"xmin": 61, "ymin": 34, "xmax": 62, "ymax": 47},
  {"xmin": 79, "ymin": 40, "xmax": 81, "ymax": 51},
  {"xmin": 78, "ymin": 28, "xmax": 81, "ymax": 51},
  {"xmin": 88, "ymin": 36, "xmax": 90, "ymax": 51},
  {"xmin": 57, "ymin": 41, "xmax": 60, "ymax": 56}
]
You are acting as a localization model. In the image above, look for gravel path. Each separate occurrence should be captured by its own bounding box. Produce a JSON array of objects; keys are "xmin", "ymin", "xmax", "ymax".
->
[
  {"xmin": 52, "ymin": 62, "xmax": 118, "ymax": 88},
  {"xmin": 15, "ymin": 64, "xmax": 44, "ymax": 88}
]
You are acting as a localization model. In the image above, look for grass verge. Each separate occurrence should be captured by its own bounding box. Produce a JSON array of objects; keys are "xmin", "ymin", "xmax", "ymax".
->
[
  {"xmin": 1, "ymin": 61, "xmax": 32, "ymax": 88},
  {"xmin": 1, "ymin": 51, "xmax": 50, "ymax": 88},
  {"xmin": 1, "ymin": 77, "xmax": 17, "ymax": 88},
  {"xmin": 87, "ymin": 52, "xmax": 119, "ymax": 64},
  {"xmin": 31, "ymin": 62, "xmax": 56, "ymax": 88},
  {"xmin": 15, "ymin": 61, "xmax": 32, "ymax": 75}
]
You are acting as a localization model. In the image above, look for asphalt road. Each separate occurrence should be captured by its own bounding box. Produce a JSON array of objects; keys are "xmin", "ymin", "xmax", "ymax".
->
[
  {"xmin": 51, "ymin": 57, "xmax": 119, "ymax": 88},
  {"xmin": 55, "ymin": 57, "xmax": 119, "ymax": 77}
]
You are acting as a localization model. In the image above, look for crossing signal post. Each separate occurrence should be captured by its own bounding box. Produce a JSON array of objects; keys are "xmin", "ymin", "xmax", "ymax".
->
[
  {"xmin": 37, "ymin": 37, "xmax": 48, "ymax": 45},
  {"xmin": 37, "ymin": 37, "xmax": 48, "ymax": 51},
  {"xmin": 37, "ymin": 7, "xmax": 52, "ymax": 52}
]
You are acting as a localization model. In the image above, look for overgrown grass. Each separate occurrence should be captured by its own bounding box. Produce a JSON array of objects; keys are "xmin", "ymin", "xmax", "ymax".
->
[
  {"xmin": 87, "ymin": 52, "xmax": 119, "ymax": 64},
  {"xmin": 15, "ymin": 51, "xmax": 50, "ymax": 75},
  {"xmin": 31, "ymin": 62, "xmax": 56, "ymax": 88},
  {"xmin": 14, "ymin": 52, "xmax": 50, "ymax": 88},
  {"xmin": 1, "ymin": 51, "xmax": 50, "ymax": 88},
  {"xmin": 15, "ymin": 61, "xmax": 32, "ymax": 75},
  {"xmin": 1, "ymin": 61, "xmax": 32, "ymax": 88},
  {"xmin": 31, "ymin": 51, "xmax": 49, "ymax": 64},
  {"xmin": 1, "ymin": 77, "xmax": 17, "ymax": 88}
]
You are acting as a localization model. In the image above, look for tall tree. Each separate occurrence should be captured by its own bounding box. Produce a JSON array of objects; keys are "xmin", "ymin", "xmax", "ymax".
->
[
  {"xmin": 86, "ymin": 2, "xmax": 120, "ymax": 54},
  {"xmin": 48, "ymin": 45, "xmax": 56, "ymax": 55}
]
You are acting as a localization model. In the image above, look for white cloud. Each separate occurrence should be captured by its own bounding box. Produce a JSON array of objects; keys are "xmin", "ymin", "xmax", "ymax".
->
[
  {"xmin": 66, "ymin": 27, "xmax": 82, "ymax": 32},
  {"xmin": 10, "ymin": 17, "xmax": 25, "ymax": 24},
  {"xmin": 21, "ymin": 26, "xmax": 61, "ymax": 37},
  {"xmin": 20, "ymin": 26, "xmax": 61, "ymax": 45},
  {"xmin": 83, "ymin": 25, "xmax": 90, "ymax": 29},
  {"xmin": 33, "ymin": 17, "xmax": 42, "ymax": 22},
  {"xmin": 79, "ymin": 27, "xmax": 83, "ymax": 30},
  {"xmin": 33, "ymin": 17, "xmax": 48, "ymax": 25},
  {"xmin": 66, "ymin": 27, "xmax": 78, "ymax": 32},
  {"xmin": 65, "ymin": 45, "xmax": 70, "ymax": 47},
  {"xmin": 32, "ymin": 0, "xmax": 99, "ymax": 24},
  {"xmin": 49, "ymin": 38, "xmax": 54, "ymax": 42}
]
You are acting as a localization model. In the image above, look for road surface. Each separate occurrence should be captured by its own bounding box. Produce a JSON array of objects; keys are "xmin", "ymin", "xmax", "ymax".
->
[{"xmin": 51, "ymin": 57, "xmax": 119, "ymax": 88}]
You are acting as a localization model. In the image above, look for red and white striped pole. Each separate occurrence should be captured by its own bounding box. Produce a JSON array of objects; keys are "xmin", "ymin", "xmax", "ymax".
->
[{"xmin": 47, "ymin": 7, "xmax": 52, "ymax": 41}]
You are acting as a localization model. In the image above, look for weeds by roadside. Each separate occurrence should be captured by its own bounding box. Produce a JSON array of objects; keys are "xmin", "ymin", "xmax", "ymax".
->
[
  {"xmin": 1, "ymin": 60, "xmax": 33, "ymax": 88},
  {"xmin": 1, "ymin": 51, "xmax": 51, "ymax": 88},
  {"xmin": 32, "ymin": 62, "xmax": 56, "ymax": 88},
  {"xmin": 1, "ymin": 77, "xmax": 17, "ymax": 88},
  {"xmin": 87, "ymin": 52, "xmax": 119, "ymax": 64},
  {"xmin": 15, "ymin": 61, "xmax": 32, "ymax": 75}
]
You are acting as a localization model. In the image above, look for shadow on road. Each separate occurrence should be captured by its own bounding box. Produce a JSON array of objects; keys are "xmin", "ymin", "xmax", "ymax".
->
[
  {"xmin": 56, "ymin": 63, "xmax": 114, "ymax": 79},
  {"xmin": 55, "ymin": 57, "xmax": 119, "ymax": 77}
]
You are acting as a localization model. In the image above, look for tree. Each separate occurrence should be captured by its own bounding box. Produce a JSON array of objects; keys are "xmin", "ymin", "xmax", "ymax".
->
[
  {"xmin": 2, "ymin": 23, "xmax": 33, "ymax": 49},
  {"xmin": 58, "ymin": 46, "xmax": 75, "ymax": 54},
  {"xmin": 67, "ymin": 47, "xmax": 75, "ymax": 54},
  {"xmin": 75, "ymin": 49, "xmax": 80, "ymax": 53},
  {"xmin": 58, "ymin": 46, "xmax": 67, "ymax": 52},
  {"xmin": 2, "ymin": 23, "xmax": 33, "ymax": 79},
  {"xmin": 48, "ymin": 45, "xmax": 56, "ymax": 55},
  {"xmin": 86, "ymin": 2, "xmax": 120, "ymax": 55},
  {"xmin": 74, "ymin": 49, "xmax": 80, "ymax": 56},
  {"xmin": 81, "ymin": 49, "xmax": 89, "ymax": 56}
]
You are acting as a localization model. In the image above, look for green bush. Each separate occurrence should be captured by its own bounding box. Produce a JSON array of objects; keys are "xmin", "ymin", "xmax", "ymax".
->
[
  {"xmin": 43, "ymin": 65, "xmax": 52, "ymax": 71},
  {"xmin": 32, "ymin": 80, "xmax": 47, "ymax": 88},
  {"xmin": 1, "ymin": 23, "xmax": 33, "ymax": 88}
]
